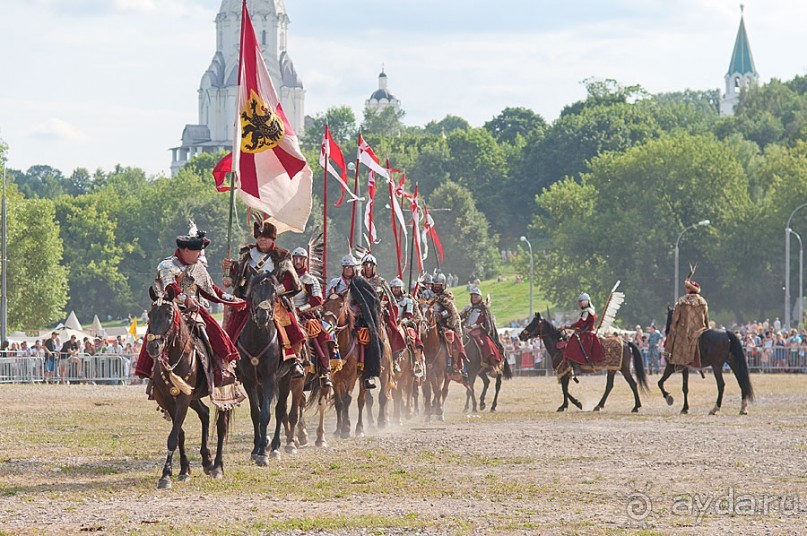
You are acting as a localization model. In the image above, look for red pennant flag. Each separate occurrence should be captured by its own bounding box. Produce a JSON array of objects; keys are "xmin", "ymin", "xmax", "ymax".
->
[
  {"xmin": 357, "ymin": 133, "xmax": 390, "ymax": 179},
  {"xmin": 233, "ymin": 0, "xmax": 312, "ymax": 234},
  {"xmin": 423, "ymin": 201, "xmax": 445, "ymax": 264},
  {"xmin": 318, "ymin": 124, "xmax": 357, "ymax": 207},
  {"xmin": 410, "ymin": 185, "xmax": 424, "ymax": 273},
  {"xmin": 364, "ymin": 170, "xmax": 379, "ymax": 246},
  {"xmin": 212, "ymin": 152, "xmax": 233, "ymax": 192}
]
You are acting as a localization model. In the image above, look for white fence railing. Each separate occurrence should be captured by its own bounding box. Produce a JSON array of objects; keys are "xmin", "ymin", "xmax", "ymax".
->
[{"xmin": 0, "ymin": 354, "xmax": 134, "ymax": 384}]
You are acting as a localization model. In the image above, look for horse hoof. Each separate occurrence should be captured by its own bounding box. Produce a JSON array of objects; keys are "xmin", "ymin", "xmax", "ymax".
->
[
  {"xmin": 157, "ymin": 478, "xmax": 171, "ymax": 490},
  {"xmin": 315, "ymin": 439, "xmax": 328, "ymax": 448},
  {"xmin": 490, "ymin": 407, "xmax": 496, "ymax": 413},
  {"xmin": 340, "ymin": 431, "xmax": 351, "ymax": 440},
  {"xmin": 284, "ymin": 445, "xmax": 298, "ymax": 455},
  {"xmin": 709, "ymin": 407, "xmax": 720, "ymax": 416},
  {"xmin": 177, "ymin": 474, "xmax": 191, "ymax": 483},
  {"xmin": 255, "ymin": 455, "xmax": 269, "ymax": 467},
  {"xmin": 665, "ymin": 395, "xmax": 674, "ymax": 406},
  {"xmin": 297, "ymin": 437, "xmax": 309, "ymax": 447},
  {"xmin": 572, "ymin": 400, "xmax": 583, "ymax": 410},
  {"xmin": 480, "ymin": 403, "xmax": 486, "ymax": 411},
  {"xmin": 203, "ymin": 465, "xmax": 212, "ymax": 476},
  {"xmin": 270, "ymin": 449, "xmax": 281, "ymax": 459},
  {"xmin": 437, "ymin": 414, "xmax": 444, "ymax": 422},
  {"xmin": 250, "ymin": 453, "xmax": 258, "ymax": 462},
  {"xmin": 740, "ymin": 410, "xmax": 748, "ymax": 416},
  {"xmin": 680, "ymin": 409, "xmax": 688, "ymax": 415},
  {"xmin": 556, "ymin": 406, "xmax": 566, "ymax": 412},
  {"xmin": 631, "ymin": 407, "xmax": 639, "ymax": 413},
  {"xmin": 593, "ymin": 406, "xmax": 601, "ymax": 412},
  {"xmin": 211, "ymin": 468, "xmax": 223, "ymax": 479}
]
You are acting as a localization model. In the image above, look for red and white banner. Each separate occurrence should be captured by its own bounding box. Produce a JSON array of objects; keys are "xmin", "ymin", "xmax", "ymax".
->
[
  {"xmin": 319, "ymin": 124, "xmax": 358, "ymax": 207},
  {"xmin": 232, "ymin": 0, "xmax": 312, "ymax": 234},
  {"xmin": 364, "ymin": 171, "xmax": 379, "ymax": 245},
  {"xmin": 410, "ymin": 185, "xmax": 424, "ymax": 273},
  {"xmin": 357, "ymin": 133, "xmax": 390, "ymax": 179},
  {"xmin": 422, "ymin": 201, "xmax": 445, "ymax": 264}
]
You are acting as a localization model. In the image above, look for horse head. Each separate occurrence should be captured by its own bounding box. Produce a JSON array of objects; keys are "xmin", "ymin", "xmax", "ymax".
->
[
  {"xmin": 664, "ymin": 305, "xmax": 674, "ymax": 336},
  {"xmin": 519, "ymin": 312, "xmax": 545, "ymax": 341},
  {"xmin": 146, "ymin": 285, "xmax": 179, "ymax": 359},
  {"xmin": 246, "ymin": 272, "xmax": 277, "ymax": 330}
]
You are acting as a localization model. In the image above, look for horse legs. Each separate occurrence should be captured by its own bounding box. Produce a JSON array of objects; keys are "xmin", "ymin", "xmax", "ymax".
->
[
  {"xmin": 356, "ymin": 385, "xmax": 367, "ymax": 437},
  {"xmin": 479, "ymin": 372, "xmax": 490, "ymax": 412},
  {"xmin": 558, "ymin": 374, "xmax": 583, "ymax": 412},
  {"xmin": 490, "ymin": 374, "xmax": 503, "ymax": 412},
  {"xmin": 159, "ymin": 400, "xmax": 189, "ymax": 489},
  {"xmin": 210, "ymin": 408, "xmax": 230, "ymax": 479},
  {"xmin": 412, "ymin": 380, "xmax": 420, "ymax": 417},
  {"xmin": 423, "ymin": 377, "xmax": 433, "ymax": 421},
  {"xmin": 296, "ymin": 390, "xmax": 309, "ymax": 448},
  {"xmin": 283, "ymin": 382, "xmax": 301, "ymax": 454},
  {"xmin": 245, "ymin": 384, "xmax": 262, "ymax": 461},
  {"xmin": 270, "ymin": 379, "xmax": 288, "ymax": 457},
  {"xmin": 680, "ymin": 368, "xmax": 690, "ymax": 414},
  {"xmin": 657, "ymin": 364, "xmax": 676, "ymax": 406},
  {"xmin": 464, "ymin": 370, "xmax": 477, "ymax": 413},
  {"xmin": 439, "ymin": 376, "xmax": 450, "ymax": 421},
  {"xmin": 621, "ymin": 365, "xmax": 642, "ymax": 413},
  {"xmin": 189, "ymin": 399, "xmax": 212, "ymax": 473},
  {"xmin": 594, "ymin": 371, "xmax": 616, "ymax": 412},
  {"xmin": 252, "ymin": 379, "xmax": 274, "ymax": 466},
  {"xmin": 709, "ymin": 367, "xmax": 726, "ymax": 415},
  {"xmin": 341, "ymin": 391, "xmax": 353, "ymax": 439},
  {"xmin": 316, "ymin": 388, "xmax": 329, "ymax": 447},
  {"xmin": 176, "ymin": 428, "xmax": 190, "ymax": 482}
]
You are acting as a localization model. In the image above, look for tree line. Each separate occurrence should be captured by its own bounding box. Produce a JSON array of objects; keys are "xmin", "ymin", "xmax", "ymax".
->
[{"xmin": 1, "ymin": 74, "xmax": 805, "ymax": 329}]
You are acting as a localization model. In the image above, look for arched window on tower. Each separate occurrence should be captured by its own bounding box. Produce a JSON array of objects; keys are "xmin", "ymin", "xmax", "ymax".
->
[{"xmin": 734, "ymin": 76, "xmax": 741, "ymax": 89}]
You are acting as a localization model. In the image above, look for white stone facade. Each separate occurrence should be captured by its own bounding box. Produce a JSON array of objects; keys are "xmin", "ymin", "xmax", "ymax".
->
[{"xmin": 365, "ymin": 70, "xmax": 401, "ymax": 113}]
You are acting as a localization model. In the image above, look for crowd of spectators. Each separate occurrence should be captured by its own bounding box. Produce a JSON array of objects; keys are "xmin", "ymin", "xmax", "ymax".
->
[{"xmin": 0, "ymin": 333, "xmax": 140, "ymax": 384}]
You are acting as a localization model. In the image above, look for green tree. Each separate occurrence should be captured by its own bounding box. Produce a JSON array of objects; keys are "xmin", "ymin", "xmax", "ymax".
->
[
  {"xmin": 424, "ymin": 115, "xmax": 470, "ymax": 136},
  {"xmin": 361, "ymin": 106, "xmax": 405, "ymax": 137},
  {"xmin": 484, "ymin": 107, "xmax": 547, "ymax": 145},
  {"xmin": 426, "ymin": 181, "xmax": 499, "ymax": 281},
  {"xmin": 303, "ymin": 105, "xmax": 357, "ymax": 150}
]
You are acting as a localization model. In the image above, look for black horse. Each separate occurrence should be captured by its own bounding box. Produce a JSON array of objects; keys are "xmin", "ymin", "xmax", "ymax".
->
[
  {"xmin": 234, "ymin": 271, "xmax": 284, "ymax": 465},
  {"xmin": 146, "ymin": 286, "xmax": 231, "ymax": 489},
  {"xmin": 519, "ymin": 312, "xmax": 648, "ymax": 412},
  {"xmin": 463, "ymin": 336, "xmax": 513, "ymax": 413},
  {"xmin": 659, "ymin": 306, "xmax": 754, "ymax": 415}
]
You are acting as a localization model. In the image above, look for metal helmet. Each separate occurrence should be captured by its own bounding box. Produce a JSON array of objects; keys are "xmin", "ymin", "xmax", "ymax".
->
[
  {"xmin": 420, "ymin": 274, "xmax": 433, "ymax": 284},
  {"xmin": 470, "ymin": 287, "xmax": 482, "ymax": 297},
  {"xmin": 292, "ymin": 247, "xmax": 308, "ymax": 258},
  {"xmin": 389, "ymin": 278, "xmax": 404, "ymax": 288},
  {"xmin": 341, "ymin": 254, "xmax": 359, "ymax": 267},
  {"xmin": 433, "ymin": 273, "xmax": 447, "ymax": 285},
  {"xmin": 362, "ymin": 253, "xmax": 377, "ymax": 265},
  {"xmin": 578, "ymin": 292, "xmax": 590, "ymax": 303}
]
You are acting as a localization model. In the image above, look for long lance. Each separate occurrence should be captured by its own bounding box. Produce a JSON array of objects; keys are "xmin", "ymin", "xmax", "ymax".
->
[
  {"xmin": 322, "ymin": 126, "xmax": 329, "ymax": 282},
  {"xmin": 226, "ymin": 170, "xmax": 235, "ymax": 260},
  {"xmin": 386, "ymin": 159, "xmax": 402, "ymax": 278},
  {"xmin": 349, "ymin": 133, "xmax": 361, "ymax": 251},
  {"xmin": 407, "ymin": 214, "xmax": 416, "ymax": 295}
]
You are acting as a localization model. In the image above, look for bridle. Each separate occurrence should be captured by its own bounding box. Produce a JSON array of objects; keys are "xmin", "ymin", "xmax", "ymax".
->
[{"xmin": 147, "ymin": 297, "xmax": 192, "ymax": 372}]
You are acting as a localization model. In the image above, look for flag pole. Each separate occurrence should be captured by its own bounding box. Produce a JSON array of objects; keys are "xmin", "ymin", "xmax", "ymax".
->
[
  {"xmin": 386, "ymin": 159, "xmax": 402, "ymax": 278},
  {"xmin": 322, "ymin": 124, "xmax": 329, "ymax": 282},
  {"xmin": 226, "ymin": 171, "xmax": 236, "ymax": 260},
  {"xmin": 407, "ymin": 209, "xmax": 416, "ymax": 295},
  {"xmin": 349, "ymin": 133, "xmax": 361, "ymax": 251}
]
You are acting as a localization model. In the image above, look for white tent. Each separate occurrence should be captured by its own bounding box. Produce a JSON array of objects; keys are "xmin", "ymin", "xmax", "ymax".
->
[
  {"xmin": 90, "ymin": 315, "xmax": 105, "ymax": 337},
  {"xmin": 64, "ymin": 311, "xmax": 83, "ymax": 331}
]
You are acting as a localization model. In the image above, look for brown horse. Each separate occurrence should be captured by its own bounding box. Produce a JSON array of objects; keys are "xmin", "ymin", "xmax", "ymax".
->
[
  {"xmin": 463, "ymin": 334, "xmax": 513, "ymax": 413},
  {"xmin": 519, "ymin": 312, "xmax": 648, "ymax": 413},
  {"xmin": 146, "ymin": 286, "xmax": 232, "ymax": 489},
  {"xmin": 389, "ymin": 334, "xmax": 417, "ymax": 425},
  {"xmin": 283, "ymin": 346, "xmax": 330, "ymax": 449},
  {"xmin": 421, "ymin": 306, "xmax": 454, "ymax": 421}
]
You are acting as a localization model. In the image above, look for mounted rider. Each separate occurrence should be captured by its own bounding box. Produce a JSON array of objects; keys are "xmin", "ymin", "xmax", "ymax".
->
[
  {"xmin": 222, "ymin": 219, "xmax": 306, "ymax": 378},
  {"xmin": 665, "ymin": 269, "xmax": 710, "ymax": 368},
  {"xmin": 460, "ymin": 287, "xmax": 505, "ymax": 371},
  {"xmin": 291, "ymin": 246, "xmax": 338, "ymax": 388},
  {"xmin": 561, "ymin": 292, "xmax": 605, "ymax": 365},
  {"xmin": 326, "ymin": 254, "xmax": 360, "ymax": 297},
  {"xmin": 430, "ymin": 273, "xmax": 467, "ymax": 376},
  {"xmin": 135, "ymin": 226, "xmax": 247, "ymax": 387},
  {"xmin": 359, "ymin": 253, "xmax": 408, "ymax": 371},
  {"xmin": 390, "ymin": 277, "xmax": 425, "ymax": 377}
]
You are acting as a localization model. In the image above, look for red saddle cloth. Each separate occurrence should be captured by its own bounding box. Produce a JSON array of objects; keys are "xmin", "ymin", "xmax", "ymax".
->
[
  {"xmin": 469, "ymin": 329, "xmax": 503, "ymax": 363},
  {"xmin": 561, "ymin": 331, "xmax": 606, "ymax": 365}
]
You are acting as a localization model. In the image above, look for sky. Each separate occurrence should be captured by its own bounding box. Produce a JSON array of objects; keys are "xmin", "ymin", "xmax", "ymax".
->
[{"xmin": 0, "ymin": 0, "xmax": 805, "ymax": 178}]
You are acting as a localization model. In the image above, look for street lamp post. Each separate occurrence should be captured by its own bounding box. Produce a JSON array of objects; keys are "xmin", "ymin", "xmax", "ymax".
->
[
  {"xmin": 674, "ymin": 220, "xmax": 710, "ymax": 302},
  {"xmin": 1, "ymin": 152, "xmax": 7, "ymax": 345},
  {"xmin": 520, "ymin": 236, "xmax": 534, "ymax": 318},
  {"xmin": 785, "ymin": 204, "xmax": 807, "ymax": 329},
  {"xmin": 788, "ymin": 228, "xmax": 804, "ymax": 328}
]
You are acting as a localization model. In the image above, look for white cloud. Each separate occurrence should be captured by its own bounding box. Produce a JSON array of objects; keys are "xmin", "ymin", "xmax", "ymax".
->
[{"xmin": 27, "ymin": 118, "xmax": 89, "ymax": 144}]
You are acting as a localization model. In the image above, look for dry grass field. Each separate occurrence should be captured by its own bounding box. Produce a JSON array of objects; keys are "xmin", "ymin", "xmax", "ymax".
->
[{"xmin": 1, "ymin": 373, "xmax": 806, "ymax": 535}]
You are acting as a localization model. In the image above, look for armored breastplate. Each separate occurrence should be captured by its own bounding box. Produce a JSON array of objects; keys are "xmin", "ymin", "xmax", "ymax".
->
[
  {"xmin": 248, "ymin": 247, "xmax": 275, "ymax": 273},
  {"xmin": 465, "ymin": 306, "xmax": 482, "ymax": 327}
]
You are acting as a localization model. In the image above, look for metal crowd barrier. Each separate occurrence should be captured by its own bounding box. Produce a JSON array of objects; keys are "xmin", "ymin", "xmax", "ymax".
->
[{"xmin": 0, "ymin": 354, "xmax": 134, "ymax": 384}]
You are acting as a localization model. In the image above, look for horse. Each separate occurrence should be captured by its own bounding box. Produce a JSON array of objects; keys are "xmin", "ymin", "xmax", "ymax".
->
[
  {"xmin": 519, "ymin": 312, "xmax": 648, "ymax": 412},
  {"xmin": 389, "ymin": 330, "xmax": 417, "ymax": 425},
  {"xmin": 234, "ymin": 271, "xmax": 283, "ymax": 465},
  {"xmin": 463, "ymin": 334, "xmax": 513, "ymax": 413},
  {"xmin": 145, "ymin": 286, "xmax": 231, "ymax": 489},
  {"xmin": 659, "ymin": 306, "xmax": 754, "ymax": 415},
  {"xmin": 421, "ymin": 305, "xmax": 454, "ymax": 421}
]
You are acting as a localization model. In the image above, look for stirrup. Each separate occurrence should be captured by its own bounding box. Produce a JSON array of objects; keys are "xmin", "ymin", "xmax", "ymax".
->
[{"xmin": 363, "ymin": 377, "xmax": 377, "ymax": 390}]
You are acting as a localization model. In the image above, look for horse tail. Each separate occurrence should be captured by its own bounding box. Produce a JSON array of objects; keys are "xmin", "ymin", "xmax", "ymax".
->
[
  {"xmin": 212, "ymin": 406, "xmax": 234, "ymax": 443},
  {"xmin": 503, "ymin": 358, "xmax": 513, "ymax": 380},
  {"xmin": 727, "ymin": 331, "xmax": 754, "ymax": 402},
  {"xmin": 305, "ymin": 375, "xmax": 321, "ymax": 411},
  {"xmin": 628, "ymin": 341, "xmax": 648, "ymax": 392}
]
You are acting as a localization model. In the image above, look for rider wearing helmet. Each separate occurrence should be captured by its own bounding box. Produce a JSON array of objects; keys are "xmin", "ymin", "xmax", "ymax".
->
[
  {"xmin": 459, "ymin": 287, "xmax": 504, "ymax": 371},
  {"xmin": 390, "ymin": 277, "xmax": 424, "ymax": 376},
  {"xmin": 359, "ymin": 253, "xmax": 408, "ymax": 371},
  {"xmin": 561, "ymin": 292, "xmax": 605, "ymax": 364},
  {"xmin": 418, "ymin": 273, "xmax": 435, "ymax": 301},
  {"xmin": 326, "ymin": 254, "xmax": 360, "ymax": 297},
  {"xmin": 291, "ymin": 247, "xmax": 337, "ymax": 388},
  {"xmin": 222, "ymin": 219, "xmax": 307, "ymax": 378},
  {"xmin": 430, "ymin": 272, "xmax": 467, "ymax": 377}
]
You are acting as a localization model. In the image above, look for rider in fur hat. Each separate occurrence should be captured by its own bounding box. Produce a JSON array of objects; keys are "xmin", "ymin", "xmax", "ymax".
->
[{"xmin": 665, "ymin": 266, "xmax": 710, "ymax": 368}]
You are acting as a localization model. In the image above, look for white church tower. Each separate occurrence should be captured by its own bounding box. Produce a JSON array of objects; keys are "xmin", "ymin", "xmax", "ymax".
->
[
  {"xmin": 719, "ymin": 6, "xmax": 758, "ymax": 117},
  {"xmin": 365, "ymin": 69, "xmax": 401, "ymax": 113},
  {"xmin": 170, "ymin": 0, "xmax": 305, "ymax": 175}
]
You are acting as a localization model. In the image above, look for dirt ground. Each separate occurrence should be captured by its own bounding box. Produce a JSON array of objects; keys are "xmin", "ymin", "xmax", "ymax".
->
[{"xmin": 1, "ymin": 373, "xmax": 806, "ymax": 535}]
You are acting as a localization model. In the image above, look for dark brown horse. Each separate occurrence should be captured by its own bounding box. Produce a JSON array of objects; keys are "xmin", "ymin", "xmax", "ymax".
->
[
  {"xmin": 519, "ymin": 312, "xmax": 648, "ymax": 412},
  {"xmin": 660, "ymin": 306, "xmax": 754, "ymax": 415},
  {"xmin": 146, "ymin": 286, "xmax": 231, "ymax": 489},
  {"xmin": 234, "ymin": 271, "xmax": 285, "ymax": 465}
]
